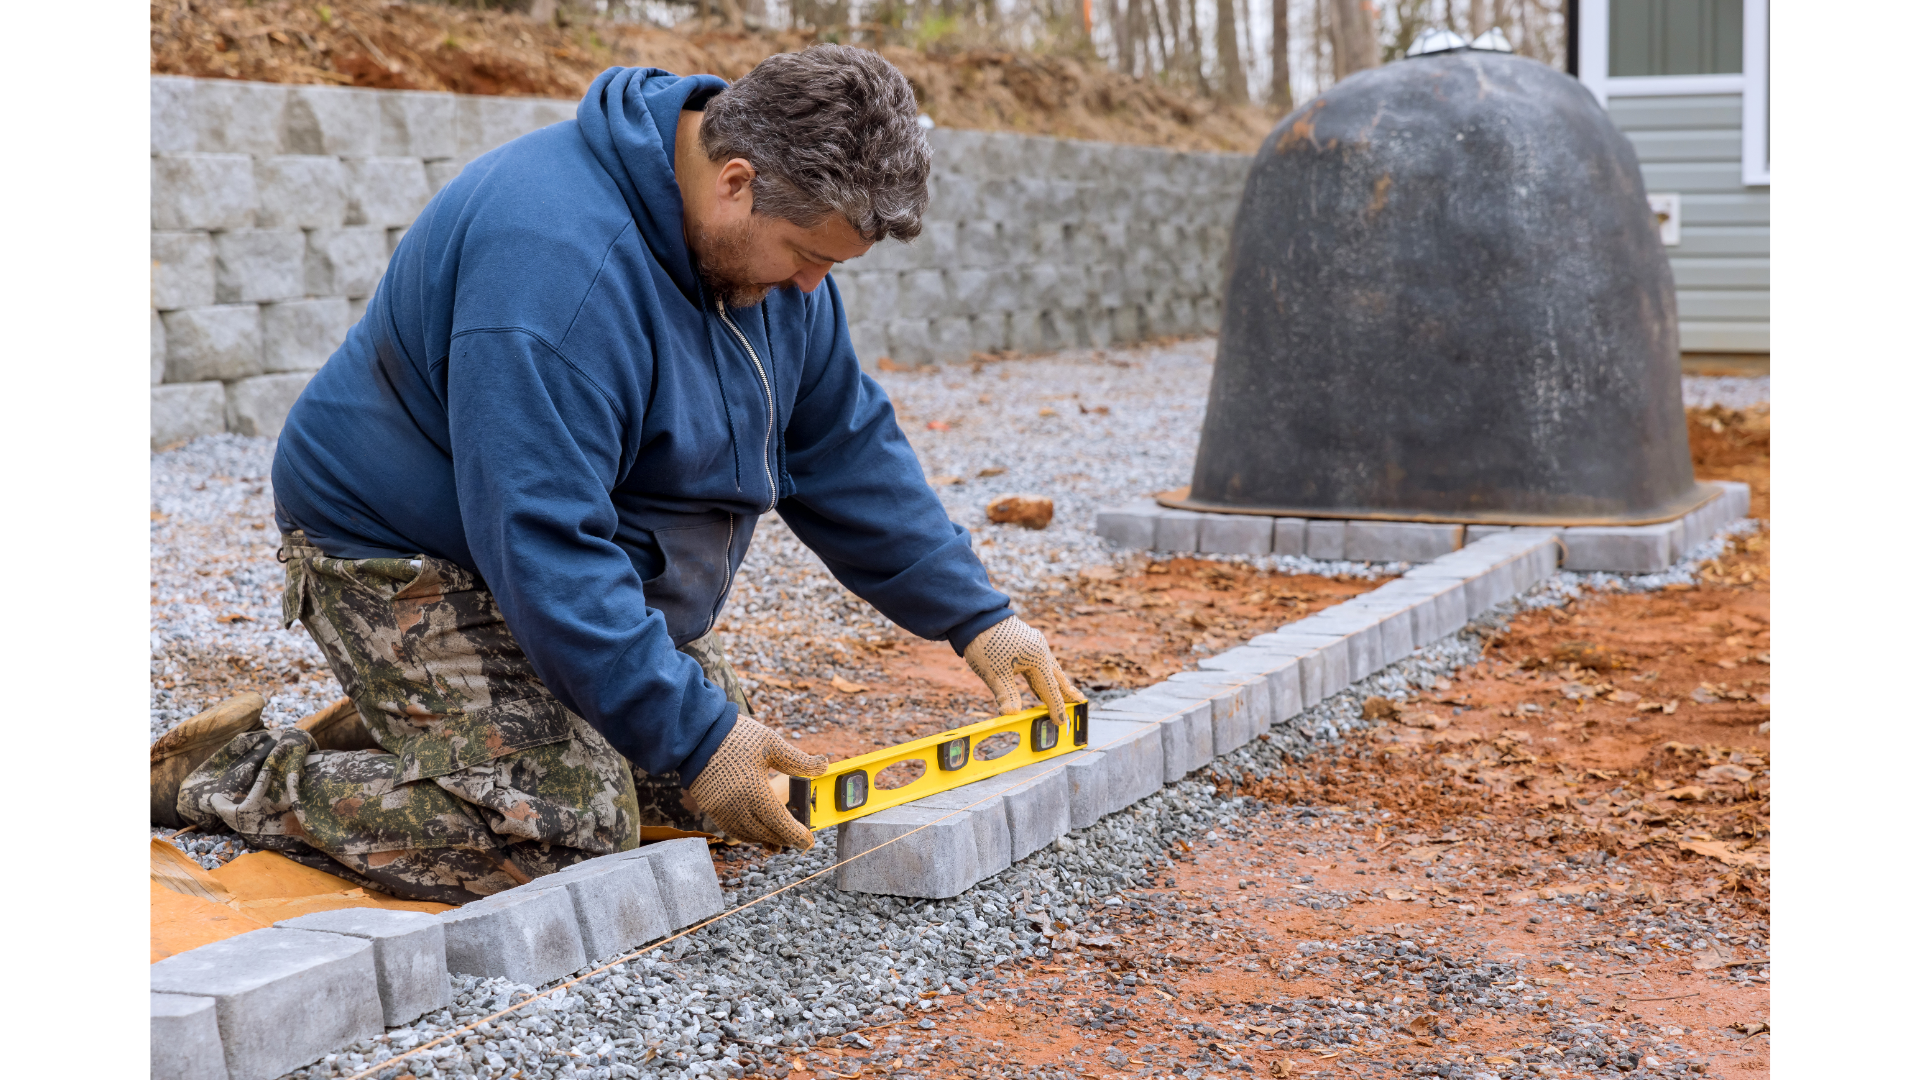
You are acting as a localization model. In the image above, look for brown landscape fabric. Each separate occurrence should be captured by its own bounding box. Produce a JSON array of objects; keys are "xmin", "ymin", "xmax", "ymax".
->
[{"xmin": 151, "ymin": 839, "xmax": 450, "ymax": 963}]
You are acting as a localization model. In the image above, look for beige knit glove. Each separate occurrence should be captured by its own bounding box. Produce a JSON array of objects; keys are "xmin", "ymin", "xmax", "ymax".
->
[
  {"xmin": 688, "ymin": 716, "xmax": 830, "ymax": 850},
  {"xmin": 962, "ymin": 616, "xmax": 1087, "ymax": 725}
]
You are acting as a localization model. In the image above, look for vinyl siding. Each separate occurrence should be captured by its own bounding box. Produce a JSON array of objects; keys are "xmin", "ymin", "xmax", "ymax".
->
[{"xmin": 1611, "ymin": 93, "xmax": 1768, "ymax": 352}]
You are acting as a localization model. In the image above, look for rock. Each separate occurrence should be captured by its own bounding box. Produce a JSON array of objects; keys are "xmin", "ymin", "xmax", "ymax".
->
[{"xmin": 985, "ymin": 494, "xmax": 1054, "ymax": 529}]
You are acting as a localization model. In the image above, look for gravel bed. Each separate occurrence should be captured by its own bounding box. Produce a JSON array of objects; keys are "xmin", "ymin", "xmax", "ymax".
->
[{"xmin": 1678, "ymin": 375, "xmax": 1769, "ymax": 411}]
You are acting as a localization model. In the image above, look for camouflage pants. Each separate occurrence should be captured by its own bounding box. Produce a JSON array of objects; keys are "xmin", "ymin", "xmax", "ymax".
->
[{"xmin": 177, "ymin": 532, "xmax": 751, "ymax": 904}]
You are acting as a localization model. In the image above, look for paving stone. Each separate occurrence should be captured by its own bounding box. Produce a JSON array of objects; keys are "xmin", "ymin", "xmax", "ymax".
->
[
  {"xmin": 153, "ymin": 310, "xmax": 168, "ymax": 386},
  {"xmin": 151, "ymin": 75, "xmax": 199, "ymax": 155},
  {"xmin": 1153, "ymin": 509, "xmax": 1203, "ymax": 552},
  {"xmin": 439, "ymin": 886, "xmax": 587, "ymax": 986},
  {"xmin": 153, "ymin": 382, "xmax": 229, "ymax": 449},
  {"xmin": 1559, "ymin": 524, "xmax": 1679, "ymax": 573},
  {"xmin": 150, "ymin": 993, "xmax": 227, "ymax": 1080},
  {"xmin": 304, "ymin": 225, "xmax": 389, "ymax": 299},
  {"xmin": 152, "ymin": 154, "xmax": 256, "ymax": 232},
  {"xmin": 1153, "ymin": 673, "xmax": 1265, "ymax": 747},
  {"xmin": 1292, "ymin": 608, "xmax": 1385, "ymax": 679},
  {"xmin": 625, "ymin": 836, "xmax": 726, "ymax": 931},
  {"xmin": 261, "ymin": 298, "xmax": 349, "ymax": 373},
  {"xmin": 188, "ymin": 80, "xmax": 287, "ymax": 155},
  {"xmin": 1094, "ymin": 501, "xmax": 1162, "ymax": 549},
  {"xmin": 214, "ymin": 229, "xmax": 306, "ymax": 304},
  {"xmin": 1237, "ymin": 635, "xmax": 1348, "ymax": 707},
  {"xmin": 152, "ymin": 231, "xmax": 217, "ymax": 311},
  {"xmin": 1060, "ymin": 751, "xmax": 1110, "ymax": 829},
  {"xmin": 522, "ymin": 856, "xmax": 674, "ymax": 964},
  {"xmin": 1181, "ymin": 654, "xmax": 1298, "ymax": 727},
  {"xmin": 346, "ymin": 157, "xmax": 431, "ymax": 228},
  {"xmin": 836, "ymin": 805, "xmax": 983, "ymax": 899},
  {"xmin": 225, "ymin": 372, "xmax": 313, "ymax": 439},
  {"xmin": 1305, "ymin": 519, "xmax": 1346, "ymax": 559},
  {"xmin": 1341, "ymin": 598, "xmax": 1416, "ymax": 667},
  {"xmin": 163, "ymin": 305, "xmax": 261, "ymax": 383},
  {"xmin": 274, "ymin": 908, "xmax": 450, "ymax": 1027},
  {"xmin": 1083, "ymin": 718, "xmax": 1166, "ymax": 812},
  {"xmin": 252, "ymin": 156, "xmax": 348, "ymax": 229},
  {"xmin": 1270, "ymin": 517, "xmax": 1308, "ymax": 556},
  {"xmin": 426, "ymin": 157, "xmax": 468, "ymax": 194},
  {"xmin": 1341, "ymin": 521, "xmax": 1464, "ymax": 563},
  {"xmin": 377, "ymin": 89, "xmax": 458, "ymax": 159},
  {"xmin": 922, "ymin": 758, "xmax": 1072, "ymax": 863},
  {"xmin": 1715, "ymin": 480, "xmax": 1751, "ymax": 519},
  {"xmin": 1197, "ymin": 512, "xmax": 1273, "ymax": 555},
  {"xmin": 1093, "ymin": 695, "xmax": 1211, "ymax": 779},
  {"xmin": 909, "ymin": 788, "xmax": 1016, "ymax": 876},
  {"xmin": 149, "ymin": 928, "xmax": 382, "ymax": 1080},
  {"xmin": 1465, "ymin": 525, "xmax": 1513, "ymax": 543}
]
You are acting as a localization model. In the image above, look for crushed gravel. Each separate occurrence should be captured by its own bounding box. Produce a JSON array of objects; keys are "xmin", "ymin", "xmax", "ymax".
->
[{"xmin": 1678, "ymin": 376, "xmax": 1769, "ymax": 412}]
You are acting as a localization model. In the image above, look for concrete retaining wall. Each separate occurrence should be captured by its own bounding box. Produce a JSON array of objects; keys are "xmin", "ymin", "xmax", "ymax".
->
[{"xmin": 149, "ymin": 75, "xmax": 1253, "ymax": 449}]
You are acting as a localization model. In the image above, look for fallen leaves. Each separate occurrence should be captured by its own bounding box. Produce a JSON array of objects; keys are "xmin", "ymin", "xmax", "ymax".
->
[
  {"xmin": 830, "ymin": 675, "xmax": 868, "ymax": 694},
  {"xmin": 1676, "ymin": 838, "xmax": 1768, "ymax": 869},
  {"xmin": 985, "ymin": 494, "xmax": 1055, "ymax": 529},
  {"xmin": 1383, "ymin": 888, "xmax": 1417, "ymax": 901}
]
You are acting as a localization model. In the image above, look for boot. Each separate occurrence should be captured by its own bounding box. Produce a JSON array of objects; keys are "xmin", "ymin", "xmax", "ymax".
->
[
  {"xmin": 150, "ymin": 692, "xmax": 266, "ymax": 828},
  {"xmin": 295, "ymin": 696, "xmax": 381, "ymax": 752}
]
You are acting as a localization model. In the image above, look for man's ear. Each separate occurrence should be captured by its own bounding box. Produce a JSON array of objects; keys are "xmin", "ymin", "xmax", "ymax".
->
[{"xmin": 716, "ymin": 158, "xmax": 757, "ymax": 210}]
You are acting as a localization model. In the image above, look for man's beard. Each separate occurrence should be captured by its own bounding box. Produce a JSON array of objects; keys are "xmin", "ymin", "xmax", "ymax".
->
[{"xmin": 690, "ymin": 214, "xmax": 785, "ymax": 309}]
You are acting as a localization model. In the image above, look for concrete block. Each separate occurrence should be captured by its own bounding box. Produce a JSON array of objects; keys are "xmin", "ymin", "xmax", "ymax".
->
[
  {"xmin": 152, "ymin": 231, "xmax": 217, "ymax": 311},
  {"xmin": 262, "ymin": 298, "xmax": 348, "ymax": 373},
  {"xmin": 907, "ymin": 791, "xmax": 1014, "ymax": 877},
  {"xmin": 885, "ymin": 318, "xmax": 932, "ymax": 364},
  {"xmin": 1093, "ymin": 696, "xmax": 1210, "ymax": 780},
  {"xmin": 1084, "ymin": 718, "xmax": 1166, "ymax": 810},
  {"xmin": 1243, "ymin": 635, "xmax": 1350, "ymax": 706},
  {"xmin": 225, "ymin": 372, "xmax": 312, "ymax": 439},
  {"xmin": 425, "ymin": 157, "xmax": 468, "ymax": 193},
  {"xmin": 1463, "ymin": 559, "xmax": 1516, "ymax": 616},
  {"xmin": 835, "ymin": 805, "xmax": 982, "ymax": 899},
  {"xmin": 214, "ymin": 229, "xmax": 306, "ymax": 304},
  {"xmin": 153, "ymin": 382, "xmax": 229, "ymax": 450},
  {"xmin": 304, "ymin": 226, "xmax": 389, "ymax": 299},
  {"xmin": 1341, "ymin": 521, "xmax": 1464, "ymax": 563},
  {"xmin": 1094, "ymin": 501, "xmax": 1161, "ymax": 549},
  {"xmin": 346, "ymin": 157, "xmax": 431, "ymax": 228},
  {"xmin": 149, "ymin": 928, "xmax": 381, "ymax": 1080},
  {"xmin": 970, "ymin": 312, "xmax": 1010, "ymax": 354},
  {"xmin": 1197, "ymin": 645, "xmax": 1307, "ymax": 719},
  {"xmin": 378, "ymin": 90, "xmax": 458, "ymax": 159},
  {"xmin": 440, "ymin": 886, "xmax": 587, "ymax": 986},
  {"xmin": 1297, "ymin": 611, "xmax": 1384, "ymax": 679},
  {"xmin": 1061, "ymin": 752, "xmax": 1109, "ymax": 829},
  {"xmin": 150, "ymin": 993, "xmax": 228, "ymax": 1080},
  {"xmin": 1270, "ymin": 517, "xmax": 1308, "ymax": 556},
  {"xmin": 936, "ymin": 759, "xmax": 1072, "ymax": 863},
  {"xmin": 151, "ymin": 75, "xmax": 198, "ymax": 155},
  {"xmin": 1465, "ymin": 525, "xmax": 1512, "ymax": 543},
  {"xmin": 456, "ymin": 95, "xmax": 546, "ymax": 158},
  {"xmin": 847, "ymin": 320, "xmax": 887, "ymax": 365},
  {"xmin": 274, "ymin": 908, "xmax": 450, "ymax": 1027},
  {"xmin": 629, "ymin": 837, "xmax": 725, "ymax": 931},
  {"xmin": 928, "ymin": 315, "xmax": 974, "ymax": 360},
  {"xmin": 163, "ymin": 305, "xmax": 261, "ymax": 383},
  {"xmin": 189, "ymin": 80, "xmax": 287, "ymax": 155},
  {"xmin": 1343, "ymin": 599, "xmax": 1415, "ymax": 667},
  {"xmin": 152, "ymin": 155, "xmax": 256, "ymax": 231},
  {"xmin": 252, "ymin": 156, "xmax": 347, "ymax": 229},
  {"xmin": 348, "ymin": 295, "xmax": 370, "ymax": 325},
  {"xmin": 1715, "ymin": 480, "xmax": 1751, "ymax": 519},
  {"xmin": 1305, "ymin": 520, "xmax": 1346, "ymax": 560},
  {"xmin": 151, "ymin": 311, "xmax": 169, "ymax": 388},
  {"xmin": 1197, "ymin": 513, "xmax": 1273, "ymax": 555},
  {"xmin": 1156, "ymin": 672, "xmax": 1267, "ymax": 743},
  {"xmin": 524, "ymin": 856, "xmax": 673, "ymax": 963},
  {"xmin": 1411, "ymin": 579, "xmax": 1468, "ymax": 644},
  {"xmin": 1154, "ymin": 509, "xmax": 1203, "ymax": 552},
  {"xmin": 898, "ymin": 269, "xmax": 948, "ymax": 314},
  {"xmin": 282, "ymin": 85, "xmax": 379, "ymax": 157},
  {"xmin": 1560, "ymin": 524, "xmax": 1681, "ymax": 573}
]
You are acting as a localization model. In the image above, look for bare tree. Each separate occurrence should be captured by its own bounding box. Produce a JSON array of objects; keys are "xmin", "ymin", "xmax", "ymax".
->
[
  {"xmin": 1214, "ymin": 0, "xmax": 1249, "ymax": 101},
  {"xmin": 1187, "ymin": 0, "xmax": 1210, "ymax": 93},
  {"xmin": 1272, "ymin": 0, "xmax": 1293, "ymax": 111},
  {"xmin": 1328, "ymin": 0, "xmax": 1380, "ymax": 79}
]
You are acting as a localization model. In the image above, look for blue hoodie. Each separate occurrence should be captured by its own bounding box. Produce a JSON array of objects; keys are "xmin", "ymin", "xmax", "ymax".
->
[{"xmin": 271, "ymin": 68, "xmax": 1013, "ymax": 785}]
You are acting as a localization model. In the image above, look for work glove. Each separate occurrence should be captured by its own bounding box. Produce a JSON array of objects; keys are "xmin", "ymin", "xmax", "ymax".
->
[
  {"xmin": 962, "ymin": 616, "xmax": 1087, "ymax": 725},
  {"xmin": 688, "ymin": 716, "xmax": 830, "ymax": 850}
]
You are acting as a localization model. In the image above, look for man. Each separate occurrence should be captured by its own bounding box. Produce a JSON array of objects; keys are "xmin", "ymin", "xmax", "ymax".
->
[{"xmin": 149, "ymin": 46, "xmax": 1084, "ymax": 904}]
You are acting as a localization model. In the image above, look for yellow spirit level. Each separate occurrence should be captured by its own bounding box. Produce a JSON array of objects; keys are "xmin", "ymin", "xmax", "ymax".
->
[{"xmin": 786, "ymin": 701, "xmax": 1090, "ymax": 830}]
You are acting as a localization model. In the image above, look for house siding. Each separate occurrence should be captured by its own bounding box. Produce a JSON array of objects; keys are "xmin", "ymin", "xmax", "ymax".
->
[{"xmin": 1610, "ymin": 93, "xmax": 1769, "ymax": 353}]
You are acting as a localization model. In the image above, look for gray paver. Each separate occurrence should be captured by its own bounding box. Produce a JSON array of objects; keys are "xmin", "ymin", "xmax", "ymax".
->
[
  {"xmin": 1154, "ymin": 509, "xmax": 1203, "ymax": 552},
  {"xmin": 152, "ymin": 154, "xmax": 256, "ymax": 232},
  {"xmin": 913, "ymin": 783, "xmax": 1019, "ymax": 875},
  {"xmin": 1559, "ymin": 525, "xmax": 1678, "ymax": 572},
  {"xmin": 225, "ymin": 372, "xmax": 313, "ymax": 440},
  {"xmin": 152, "ymin": 381, "xmax": 229, "ymax": 450},
  {"xmin": 979, "ymin": 759, "xmax": 1073, "ymax": 861},
  {"xmin": 1153, "ymin": 673, "xmax": 1263, "ymax": 748},
  {"xmin": 1184, "ymin": 651, "xmax": 1300, "ymax": 727},
  {"xmin": 1084, "ymin": 718, "xmax": 1166, "ymax": 810},
  {"xmin": 439, "ymin": 886, "xmax": 587, "ymax": 987},
  {"xmin": 1197, "ymin": 512, "xmax": 1272, "ymax": 555},
  {"xmin": 1060, "ymin": 751, "xmax": 1109, "ymax": 829},
  {"xmin": 521, "ymin": 856, "xmax": 673, "ymax": 966},
  {"xmin": 1270, "ymin": 517, "xmax": 1308, "ymax": 556},
  {"xmin": 1341, "ymin": 521, "xmax": 1464, "ymax": 563},
  {"xmin": 1344, "ymin": 599, "xmax": 1415, "ymax": 667},
  {"xmin": 274, "ymin": 908, "xmax": 450, "ymax": 1027},
  {"xmin": 1094, "ymin": 502, "xmax": 1161, "ymax": 549},
  {"xmin": 1094, "ymin": 694, "xmax": 1210, "ymax": 780},
  {"xmin": 836, "ymin": 805, "xmax": 982, "ymax": 899},
  {"xmin": 151, "ymin": 993, "xmax": 228, "ymax": 1080},
  {"xmin": 627, "ymin": 837, "xmax": 726, "ymax": 931},
  {"xmin": 1305, "ymin": 519, "xmax": 1346, "ymax": 559},
  {"xmin": 149, "ymin": 928, "xmax": 382, "ymax": 1080}
]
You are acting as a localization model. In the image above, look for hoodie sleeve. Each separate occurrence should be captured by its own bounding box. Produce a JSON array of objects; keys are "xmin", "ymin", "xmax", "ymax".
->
[
  {"xmin": 774, "ymin": 279, "xmax": 1015, "ymax": 655},
  {"xmin": 446, "ymin": 327, "xmax": 737, "ymax": 781}
]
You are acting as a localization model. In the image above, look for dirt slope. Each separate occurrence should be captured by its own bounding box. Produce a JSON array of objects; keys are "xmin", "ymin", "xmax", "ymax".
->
[{"xmin": 150, "ymin": 0, "xmax": 1274, "ymax": 154}]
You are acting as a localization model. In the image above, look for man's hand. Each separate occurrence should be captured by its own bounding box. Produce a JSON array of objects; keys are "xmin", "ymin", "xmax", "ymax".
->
[
  {"xmin": 688, "ymin": 716, "xmax": 830, "ymax": 849},
  {"xmin": 961, "ymin": 616, "xmax": 1087, "ymax": 725}
]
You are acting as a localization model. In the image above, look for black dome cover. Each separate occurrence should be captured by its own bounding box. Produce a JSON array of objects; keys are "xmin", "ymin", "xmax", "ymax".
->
[{"xmin": 1167, "ymin": 51, "xmax": 1709, "ymax": 525}]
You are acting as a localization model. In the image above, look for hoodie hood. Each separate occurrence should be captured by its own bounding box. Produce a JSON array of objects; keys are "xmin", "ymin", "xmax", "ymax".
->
[{"xmin": 576, "ymin": 66, "xmax": 729, "ymax": 304}]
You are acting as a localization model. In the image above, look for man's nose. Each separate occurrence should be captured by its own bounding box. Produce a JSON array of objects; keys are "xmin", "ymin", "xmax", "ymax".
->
[{"xmin": 790, "ymin": 266, "xmax": 831, "ymax": 293}]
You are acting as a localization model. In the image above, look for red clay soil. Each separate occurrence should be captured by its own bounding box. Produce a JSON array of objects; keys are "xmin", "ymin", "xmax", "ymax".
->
[{"xmin": 149, "ymin": 0, "xmax": 1276, "ymax": 153}]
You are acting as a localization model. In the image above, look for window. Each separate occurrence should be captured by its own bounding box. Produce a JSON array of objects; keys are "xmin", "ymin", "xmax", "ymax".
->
[{"xmin": 1609, "ymin": 0, "xmax": 1744, "ymax": 77}]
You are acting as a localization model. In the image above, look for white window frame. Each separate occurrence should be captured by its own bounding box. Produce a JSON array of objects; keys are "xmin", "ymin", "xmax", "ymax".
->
[{"xmin": 1578, "ymin": 0, "xmax": 1769, "ymax": 188}]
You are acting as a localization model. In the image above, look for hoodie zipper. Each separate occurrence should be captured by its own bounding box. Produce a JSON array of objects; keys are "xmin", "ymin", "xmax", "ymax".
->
[{"xmin": 715, "ymin": 299, "xmax": 777, "ymax": 513}]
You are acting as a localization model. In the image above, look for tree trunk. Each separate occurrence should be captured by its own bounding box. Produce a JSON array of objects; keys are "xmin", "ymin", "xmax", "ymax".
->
[
  {"xmin": 1329, "ymin": 0, "xmax": 1379, "ymax": 80},
  {"xmin": 1148, "ymin": 0, "xmax": 1175, "ymax": 77},
  {"xmin": 1214, "ymin": 0, "xmax": 1248, "ymax": 101},
  {"xmin": 1106, "ymin": 0, "xmax": 1130, "ymax": 71},
  {"xmin": 1187, "ymin": 0, "xmax": 1210, "ymax": 94},
  {"xmin": 1271, "ymin": 0, "xmax": 1292, "ymax": 111},
  {"xmin": 1469, "ymin": 0, "xmax": 1490, "ymax": 36}
]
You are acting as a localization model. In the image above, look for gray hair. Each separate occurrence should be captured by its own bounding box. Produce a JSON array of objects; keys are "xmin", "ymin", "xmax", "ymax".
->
[{"xmin": 699, "ymin": 45, "xmax": 932, "ymax": 244}]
